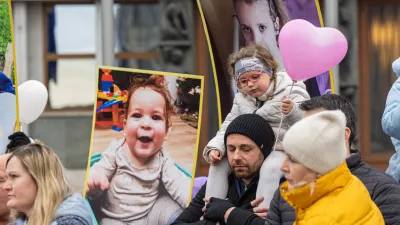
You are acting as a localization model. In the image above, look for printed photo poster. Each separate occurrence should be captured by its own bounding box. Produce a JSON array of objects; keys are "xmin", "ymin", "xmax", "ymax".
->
[
  {"xmin": 84, "ymin": 67, "xmax": 204, "ymax": 224},
  {"xmin": 198, "ymin": 0, "xmax": 333, "ymax": 118},
  {"xmin": 0, "ymin": 0, "xmax": 18, "ymax": 154}
]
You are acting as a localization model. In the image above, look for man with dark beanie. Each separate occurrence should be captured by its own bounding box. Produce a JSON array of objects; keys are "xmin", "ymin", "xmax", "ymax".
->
[{"xmin": 171, "ymin": 114, "xmax": 276, "ymax": 225}]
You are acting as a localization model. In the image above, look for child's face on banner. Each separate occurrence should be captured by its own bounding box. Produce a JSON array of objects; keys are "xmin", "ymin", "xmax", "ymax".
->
[
  {"xmin": 235, "ymin": 1, "xmax": 281, "ymax": 66},
  {"xmin": 124, "ymin": 88, "xmax": 168, "ymax": 160}
]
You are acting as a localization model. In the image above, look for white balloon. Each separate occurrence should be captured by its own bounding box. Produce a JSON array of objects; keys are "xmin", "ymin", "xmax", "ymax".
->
[{"xmin": 18, "ymin": 80, "xmax": 48, "ymax": 125}]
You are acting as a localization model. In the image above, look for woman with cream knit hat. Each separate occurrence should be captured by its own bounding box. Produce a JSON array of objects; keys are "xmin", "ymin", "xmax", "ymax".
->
[{"xmin": 279, "ymin": 110, "xmax": 384, "ymax": 225}]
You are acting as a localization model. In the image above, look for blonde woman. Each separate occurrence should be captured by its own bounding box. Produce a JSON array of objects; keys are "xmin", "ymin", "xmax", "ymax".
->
[
  {"xmin": 4, "ymin": 144, "xmax": 93, "ymax": 225},
  {"xmin": 280, "ymin": 110, "xmax": 384, "ymax": 224}
]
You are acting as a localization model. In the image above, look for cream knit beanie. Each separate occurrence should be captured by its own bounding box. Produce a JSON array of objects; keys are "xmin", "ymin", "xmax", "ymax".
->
[{"xmin": 282, "ymin": 110, "xmax": 347, "ymax": 175}]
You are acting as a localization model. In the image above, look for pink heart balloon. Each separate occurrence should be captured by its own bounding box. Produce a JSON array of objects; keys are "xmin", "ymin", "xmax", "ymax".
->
[{"xmin": 278, "ymin": 19, "xmax": 348, "ymax": 81}]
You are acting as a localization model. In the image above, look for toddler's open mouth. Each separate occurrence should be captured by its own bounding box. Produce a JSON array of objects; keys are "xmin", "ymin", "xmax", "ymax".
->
[{"xmin": 138, "ymin": 136, "xmax": 153, "ymax": 143}]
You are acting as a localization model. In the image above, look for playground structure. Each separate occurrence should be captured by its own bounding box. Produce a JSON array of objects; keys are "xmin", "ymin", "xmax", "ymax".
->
[{"xmin": 96, "ymin": 69, "xmax": 128, "ymax": 132}]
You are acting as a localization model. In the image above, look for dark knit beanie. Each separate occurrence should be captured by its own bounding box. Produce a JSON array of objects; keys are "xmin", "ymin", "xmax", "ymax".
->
[{"xmin": 224, "ymin": 114, "xmax": 275, "ymax": 159}]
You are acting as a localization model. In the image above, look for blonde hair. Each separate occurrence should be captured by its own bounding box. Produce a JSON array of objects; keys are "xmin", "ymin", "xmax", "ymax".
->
[
  {"xmin": 6, "ymin": 144, "xmax": 73, "ymax": 225},
  {"xmin": 227, "ymin": 44, "xmax": 279, "ymax": 97}
]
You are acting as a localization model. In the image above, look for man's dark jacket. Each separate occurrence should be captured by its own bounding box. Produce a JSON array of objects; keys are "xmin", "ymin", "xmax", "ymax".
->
[{"xmin": 171, "ymin": 174, "xmax": 266, "ymax": 225}]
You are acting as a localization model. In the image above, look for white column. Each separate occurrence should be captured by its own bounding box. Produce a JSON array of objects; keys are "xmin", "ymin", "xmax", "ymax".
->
[
  {"xmin": 100, "ymin": 0, "xmax": 114, "ymax": 66},
  {"xmin": 323, "ymin": 0, "xmax": 340, "ymax": 95},
  {"xmin": 12, "ymin": 2, "xmax": 28, "ymax": 83},
  {"xmin": 13, "ymin": 2, "xmax": 30, "ymax": 135},
  {"xmin": 95, "ymin": 1, "xmax": 103, "ymax": 67},
  {"xmin": 26, "ymin": 3, "xmax": 44, "ymax": 83}
]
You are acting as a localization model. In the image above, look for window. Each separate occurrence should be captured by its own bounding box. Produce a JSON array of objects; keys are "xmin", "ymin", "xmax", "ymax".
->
[
  {"xmin": 114, "ymin": 3, "xmax": 161, "ymax": 70},
  {"xmin": 43, "ymin": 4, "xmax": 96, "ymax": 110},
  {"xmin": 43, "ymin": 2, "xmax": 162, "ymax": 111},
  {"xmin": 359, "ymin": 0, "xmax": 399, "ymax": 170},
  {"xmin": 367, "ymin": 3, "xmax": 399, "ymax": 153}
]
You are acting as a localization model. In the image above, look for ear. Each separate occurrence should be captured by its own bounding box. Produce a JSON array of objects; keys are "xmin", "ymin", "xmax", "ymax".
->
[
  {"xmin": 236, "ymin": 81, "xmax": 242, "ymax": 90},
  {"xmin": 123, "ymin": 118, "xmax": 127, "ymax": 128},
  {"xmin": 344, "ymin": 127, "xmax": 351, "ymax": 145},
  {"xmin": 274, "ymin": 17, "xmax": 280, "ymax": 35}
]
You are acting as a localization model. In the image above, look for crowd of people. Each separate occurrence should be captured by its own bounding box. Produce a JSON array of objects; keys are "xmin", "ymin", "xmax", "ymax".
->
[
  {"xmin": 0, "ymin": 132, "xmax": 93, "ymax": 225},
  {"xmin": 1, "ymin": 18, "xmax": 399, "ymax": 225},
  {"xmin": 4, "ymin": 0, "xmax": 398, "ymax": 224},
  {"xmin": 171, "ymin": 48, "xmax": 400, "ymax": 225},
  {"xmin": 1, "ymin": 48, "xmax": 399, "ymax": 225}
]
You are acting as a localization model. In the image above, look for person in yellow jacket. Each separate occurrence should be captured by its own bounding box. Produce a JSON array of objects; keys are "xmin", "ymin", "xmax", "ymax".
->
[{"xmin": 280, "ymin": 110, "xmax": 384, "ymax": 225}]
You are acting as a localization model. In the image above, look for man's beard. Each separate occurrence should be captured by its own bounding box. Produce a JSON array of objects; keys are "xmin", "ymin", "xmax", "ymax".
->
[{"xmin": 230, "ymin": 163, "xmax": 259, "ymax": 180}]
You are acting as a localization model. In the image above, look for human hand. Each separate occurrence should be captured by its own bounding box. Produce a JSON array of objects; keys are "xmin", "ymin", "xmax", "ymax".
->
[
  {"xmin": 253, "ymin": 205, "xmax": 269, "ymax": 218},
  {"xmin": 7, "ymin": 132, "xmax": 31, "ymax": 152},
  {"xmin": 282, "ymin": 98, "xmax": 294, "ymax": 115},
  {"xmin": 243, "ymin": 197, "xmax": 269, "ymax": 218},
  {"xmin": 208, "ymin": 149, "xmax": 222, "ymax": 166},
  {"xmin": 203, "ymin": 197, "xmax": 235, "ymax": 222},
  {"xmin": 200, "ymin": 197, "xmax": 210, "ymax": 220},
  {"xmin": 86, "ymin": 171, "xmax": 110, "ymax": 198}
]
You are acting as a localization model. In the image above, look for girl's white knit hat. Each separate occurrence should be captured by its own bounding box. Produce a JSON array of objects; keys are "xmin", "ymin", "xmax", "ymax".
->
[{"xmin": 282, "ymin": 110, "xmax": 347, "ymax": 175}]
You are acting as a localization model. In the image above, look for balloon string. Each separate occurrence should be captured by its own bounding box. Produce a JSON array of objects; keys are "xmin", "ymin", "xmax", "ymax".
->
[{"xmin": 273, "ymin": 81, "xmax": 295, "ymax": 151}]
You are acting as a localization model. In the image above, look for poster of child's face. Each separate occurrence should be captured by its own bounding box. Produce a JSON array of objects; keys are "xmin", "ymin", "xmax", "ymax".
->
[
  {"xmin": 0, "ymin": 0, "xmax": 17, "ymax": 154},
  {"xmin": 85, "ymin": 67, "xmax": 203, "ymax": 224},
  {"xmin": 234, "ymin": 0, "xmax": 286, "ymax": 70},
  {"xmin": 198, "ymin": 0, "xmax": 332, "ymax": 116}
]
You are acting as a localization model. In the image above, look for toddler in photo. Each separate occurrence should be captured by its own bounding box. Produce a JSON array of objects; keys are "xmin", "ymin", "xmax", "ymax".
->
[
  {"xmin": 203, "ymin": 44, "xmax": 310, "ymax": 206},
  {"xmin": 86, "ymin": 74, "xmax": 191, "ymax": 225}
]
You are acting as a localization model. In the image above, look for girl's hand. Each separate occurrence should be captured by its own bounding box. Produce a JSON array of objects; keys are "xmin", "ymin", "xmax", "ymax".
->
[
  {"xmin": 282, "ymin": 98, "xmax": 294, "ymax": 115},
  {"xmin": 209, "ymin": 150, "xmax": 222, "ymax": 166},
  {"xmin": 86, "ymin": 172, "xmax": 110, "ymax": 198}
]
